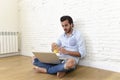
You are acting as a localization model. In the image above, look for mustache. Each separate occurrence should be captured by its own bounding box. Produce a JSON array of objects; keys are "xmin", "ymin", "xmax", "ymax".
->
[{"xmin": 64, "ymin": 29, "xmax": 67, "ymax": 31}]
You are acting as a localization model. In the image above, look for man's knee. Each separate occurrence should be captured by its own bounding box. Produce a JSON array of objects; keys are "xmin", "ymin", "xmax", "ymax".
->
[{"xmin": 64, "ymin": 58, "xmax": 76, "ymax": 69}]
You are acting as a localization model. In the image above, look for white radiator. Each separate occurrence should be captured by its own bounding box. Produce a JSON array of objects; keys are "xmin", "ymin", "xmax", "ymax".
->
[{"xmin": 0, "ymin": 32, "xmax": 18, "ymax": 54}]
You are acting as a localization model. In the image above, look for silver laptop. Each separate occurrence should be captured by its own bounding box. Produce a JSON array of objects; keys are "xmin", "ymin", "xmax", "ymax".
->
[{"xmin": 33, "ymin": 52, "xmax": 63, "ymax": 64}]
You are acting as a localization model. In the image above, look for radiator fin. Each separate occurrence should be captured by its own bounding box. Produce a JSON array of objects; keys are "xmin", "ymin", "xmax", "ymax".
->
[{"xmin": 0, "ymin": 32, "xmax": 18, "ymax": 54}]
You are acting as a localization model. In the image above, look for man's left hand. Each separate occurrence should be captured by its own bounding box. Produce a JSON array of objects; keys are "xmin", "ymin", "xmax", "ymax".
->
[{"xmin": 59, "ymin": 47, "xmax": 68, "ymax": 54}]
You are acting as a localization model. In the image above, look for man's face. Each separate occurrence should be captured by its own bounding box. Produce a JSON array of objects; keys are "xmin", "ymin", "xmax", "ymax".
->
[{"xmin": 61, "ymin": 20, "xmax": 73, "ymax": 34}]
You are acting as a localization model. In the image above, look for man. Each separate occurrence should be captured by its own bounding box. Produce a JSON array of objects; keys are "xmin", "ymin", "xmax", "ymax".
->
[{"xmin": 32, "ymin": 15, "xmax": 86, "ymax": 78}]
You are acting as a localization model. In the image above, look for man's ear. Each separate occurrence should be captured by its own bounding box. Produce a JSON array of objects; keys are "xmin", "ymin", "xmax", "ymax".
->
[{"xmin": 71, "ymin": 23, "xmax": 74, "ymax": 27}]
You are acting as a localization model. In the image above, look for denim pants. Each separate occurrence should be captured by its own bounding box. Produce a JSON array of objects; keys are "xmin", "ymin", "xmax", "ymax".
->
[{"xmin": 33, "ymin": 58, "xmax": 75, "ymax": 74}]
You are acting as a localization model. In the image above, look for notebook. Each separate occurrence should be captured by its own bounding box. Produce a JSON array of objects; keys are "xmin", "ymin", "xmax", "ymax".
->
[{"xmin": 33, "ymin": 52, "xmax": 63, "ymax": 64}]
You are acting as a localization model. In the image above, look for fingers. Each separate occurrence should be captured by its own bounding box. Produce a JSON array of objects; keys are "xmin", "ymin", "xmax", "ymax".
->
[
  {"xmin": 59, "ymin": 47, "xmax": 67, "ymax": 54},
  {"xmin": 51, "ymin": 43, "xmax": 58, "ymax": 51}
]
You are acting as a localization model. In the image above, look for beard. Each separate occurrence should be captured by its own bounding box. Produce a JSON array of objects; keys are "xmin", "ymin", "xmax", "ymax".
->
[{"xmin": 64, "ymin": 27, "xmax": 72, "ymax": 34}]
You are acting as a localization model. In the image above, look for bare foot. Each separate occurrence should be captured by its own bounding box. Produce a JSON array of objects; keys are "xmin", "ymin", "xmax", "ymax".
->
[
  {"xmin": 57, "ymin": 72, "xmax": 66, "ymax": 78},
  {"xmin": 33, "ymin": 67, "xmax": 47, "ymax": 73}
]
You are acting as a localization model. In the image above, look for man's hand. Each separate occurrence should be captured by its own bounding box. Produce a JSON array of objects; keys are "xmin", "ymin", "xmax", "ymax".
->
[
  {"xmin": 59, "ymin": 47, "xmax": 68, "ymax": 54},
  {"xmin": 51, "ymin": 43, "xmax": 59, "ymax": 52},
  {"xmin": 59, "ymin": 47, "xmax": 81, "ymax": 57}
]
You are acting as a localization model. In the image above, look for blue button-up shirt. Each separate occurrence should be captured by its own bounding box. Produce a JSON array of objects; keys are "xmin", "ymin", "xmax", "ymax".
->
[{"xmin": 56, "ymin": 29, "xmax": 86, "ymax": 64}]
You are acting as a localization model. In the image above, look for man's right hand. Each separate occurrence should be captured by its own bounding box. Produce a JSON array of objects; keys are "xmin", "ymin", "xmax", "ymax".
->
[{"xmin": 51, "ymin": 43, "xmax": 59, "ymax": 52}]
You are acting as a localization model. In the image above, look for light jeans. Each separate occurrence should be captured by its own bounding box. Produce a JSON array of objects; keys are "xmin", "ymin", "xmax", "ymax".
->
[{"xmin": 33, "ymin": 58, "xmax": 75, "ymax": 74}]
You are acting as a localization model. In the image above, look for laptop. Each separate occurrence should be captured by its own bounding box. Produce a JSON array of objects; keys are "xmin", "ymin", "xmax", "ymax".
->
[{"xmin": 33, "ymin": 52, "xmax": 64, "ymax": 64}]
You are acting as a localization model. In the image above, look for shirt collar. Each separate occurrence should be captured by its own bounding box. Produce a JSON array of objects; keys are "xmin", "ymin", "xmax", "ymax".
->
[{"xmin": 64, "ymin": 29, "xmax": 75, "ymax": 37}]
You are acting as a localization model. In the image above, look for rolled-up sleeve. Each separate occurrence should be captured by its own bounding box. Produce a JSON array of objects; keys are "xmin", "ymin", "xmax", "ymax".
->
[{"xmin": 77, "ymin": 34, "xmax": 86, "ymax": 58}]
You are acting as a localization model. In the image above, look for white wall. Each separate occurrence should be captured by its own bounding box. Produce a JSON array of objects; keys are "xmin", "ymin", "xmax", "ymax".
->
[
  {"xmin": 19, "ymin": 0, "xmax": 120, "ymax": 72},
  {"xmin": 0, "ymin": 0, "xmax": 19, "ymax": 31}
]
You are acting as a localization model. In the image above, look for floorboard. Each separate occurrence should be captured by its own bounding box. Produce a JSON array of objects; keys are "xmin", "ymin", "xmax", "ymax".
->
[{"xmin": 0, "ymin": 55, "xmax": 119, "ymax": 80}]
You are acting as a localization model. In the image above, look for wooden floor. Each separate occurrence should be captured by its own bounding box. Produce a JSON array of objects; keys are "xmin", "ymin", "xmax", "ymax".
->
[{"xmin": 0, "ymin": 55, "xmax": 120, "ymax": 80}]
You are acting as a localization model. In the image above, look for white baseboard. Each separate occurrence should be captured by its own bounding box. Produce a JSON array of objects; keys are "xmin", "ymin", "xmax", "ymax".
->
[
  {"xmin": 0, "ymin": 52, "xmax": 20, "ymax": 57},
  {"xmin": 79, "ymin": 61, "xmax": 120, "ymax": 73}
]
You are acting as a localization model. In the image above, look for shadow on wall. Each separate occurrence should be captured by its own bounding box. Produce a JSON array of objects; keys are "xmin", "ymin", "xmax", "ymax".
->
[{"xmin": 74, "ymin": 19, "xmax": 94, "ymax": 62}]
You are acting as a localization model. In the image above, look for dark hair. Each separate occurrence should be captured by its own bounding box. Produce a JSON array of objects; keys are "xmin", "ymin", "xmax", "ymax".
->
[{"xmin": 60, "ymin": 15, "xmax": 73, "ymax": 25}]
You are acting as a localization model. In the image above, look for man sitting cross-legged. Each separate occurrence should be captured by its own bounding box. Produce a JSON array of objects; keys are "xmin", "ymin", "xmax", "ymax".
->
[{"xmin": 32, "ymin": 15, "xmax": 86, "ymax": 78}]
